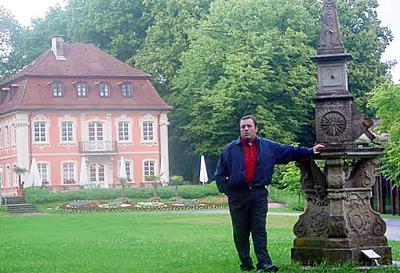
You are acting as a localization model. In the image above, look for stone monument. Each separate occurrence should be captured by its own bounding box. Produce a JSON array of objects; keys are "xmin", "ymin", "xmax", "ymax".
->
[{"xmin": 291, "ymin": 0, "xmax": 392, "ymax": 266}]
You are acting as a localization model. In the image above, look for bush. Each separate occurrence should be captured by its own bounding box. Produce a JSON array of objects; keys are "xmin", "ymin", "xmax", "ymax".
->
[{"xmin": 24, "ymin": 184, "xmax": 220, "ymax": 204}]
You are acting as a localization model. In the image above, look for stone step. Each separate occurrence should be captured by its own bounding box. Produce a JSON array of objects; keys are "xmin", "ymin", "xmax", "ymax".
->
[
  {"xmin": 5, "ymin": 204, "xmax": 38, "ymax": 214},
  {"xmin": 3, "ymin": 197, "xmax": 27, "ymax": 204}
]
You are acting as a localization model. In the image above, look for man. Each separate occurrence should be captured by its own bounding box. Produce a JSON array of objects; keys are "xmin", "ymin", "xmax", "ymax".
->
[{"xmin": 214, "ymin": 115, "xmax": 324, "ymax": 272}]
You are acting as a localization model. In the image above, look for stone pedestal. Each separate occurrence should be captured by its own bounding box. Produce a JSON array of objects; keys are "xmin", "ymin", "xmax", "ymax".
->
[{"xmin": 291, "ymin": 152, "xmax": 392, "ymax": 266}]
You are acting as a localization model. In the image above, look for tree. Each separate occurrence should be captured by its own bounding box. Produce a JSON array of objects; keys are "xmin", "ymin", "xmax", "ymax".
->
[
  {"xmin": 145, "ymin": 175, "xmax": 161, "ymax": 201},
  {"xmin": 134, "ymin": 0, "xmax": 212, "ymax": 96},
  {"xmin": 171, "ymin": 0, "xmax": 317, "ymax": 157},
  {"xmin": 0, "ymin": 6, "xmax": 24, "ymax": 81},
  {"xmin": 13, "ymin": 166, "xmax": 28, "ymax": 187},
  {"xmin": 66, "ymin": 0, "xmax": 150, "ymax": 62},
  {"xmin": 119, "ymin": 177, "xmax": 128, "ymax": 201},
  {"xmin": 368, "ymin": 81, "xmax": 400, "ymax": 185},
  {"xmin": 170, "ymin": 175, "xmax": 184, "ymax": 199}
]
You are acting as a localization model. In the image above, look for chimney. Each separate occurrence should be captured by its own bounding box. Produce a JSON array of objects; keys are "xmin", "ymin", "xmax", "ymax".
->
[{"xmin": 51, "ymin": 36, "xmax": 66, "ymax": 60}]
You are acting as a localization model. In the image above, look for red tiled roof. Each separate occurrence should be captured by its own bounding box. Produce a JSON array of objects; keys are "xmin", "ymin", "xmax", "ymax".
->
[
  {"xmin": 4, "ymin": 43, "xmax": 149, "ymax": 82},
  {"xmin": 0, "ymin": 42, "xmax": 172, "ymax": 113}
]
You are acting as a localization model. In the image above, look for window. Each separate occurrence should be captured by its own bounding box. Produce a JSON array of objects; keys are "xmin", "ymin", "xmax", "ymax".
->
[
  {"xmin": 121, "ymin": 82, "xmax": 133, "ymax": 97},
  {"xmin": 33, "ymin": 122, "xmax": 47, "ymax": 142},
  {"xmin": 76, "ymin": 82, "xmax": 88, "ymax": 97},
  {"xmin": 125, "ymin": 161, "xmax": 132, "ymax": 181},
  {"xmin": 0, "ymin": 166, "xmax": 3, "ymax": 188},
  {"xmin": 4, "ymin": 125, "xmax": 9, "ymax": 147},
  {"xmin": 51, "ymin": 81, "xmax": 63, "ymax": 97},
  {"xmin": 11, "ymin": 124, "xmax": 16, "ymax": 146},
  {"xmin": 90, "ymin": 164, "xmax": 105, "ymax": 183},
  {"xmin": 62, "ymin": 162, "xmax": 75, "ymax": 183},
  {"xmin": 118, "ymin": 121, "xmax": 130, "ymax": 141},
  {"xmin": 143, "ymin": 160, "xmax": 155, "ymax": 177},
  {"xmin": 37, "ymin": 163, "xmax": 48, "ymax": 183},
  {"xmin": 88, "ymin": 122, "xmax": 103, "ymax": 141},
  {"xmin": 120, "ymin": 160, "xmax": 133, "ymax": 181},
  {"xmin": 99, "ymin": 82, "xmax": 110, "ymax": 97},
  {"xmin": 6, "ymin": 165, "xmax": 11, "ymax": 188},
  {"xmin": 0, "ymin": 128, "xmax": 3, "ymax": 148},
  {"xmin": 61, "ymin": 121, "xmax": 74, "ymax": 142},
  {"xmin": 142, "ymin": 121, "xmax": 154, "ymax": 141}
]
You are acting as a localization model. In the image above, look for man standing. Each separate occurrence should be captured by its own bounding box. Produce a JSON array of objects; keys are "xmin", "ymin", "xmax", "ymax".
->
[{"xmin": 214, "ymin": 115, "xmax": 324, "ymax": 272}]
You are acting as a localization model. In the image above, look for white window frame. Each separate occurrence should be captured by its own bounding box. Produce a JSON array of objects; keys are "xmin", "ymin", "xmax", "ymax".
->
[
  {"xmin": 121, "ymin": 82, "xmax": 133, "ymax": 97},
  {"xmin": 33, "ymin": 121, "xmax": 48, "ymax": 143},
  {"xmin": 119, "ymin": 160, "xmax": 133, "ymax": 182},
  {"xmin": 117, "ymin": 121, "xmax": 131, "ymax": 142},
  {"xmin": 0, "ymin": 166, "xmax": 3, "ymax": 189},
  {"xmin": 89, "ymin": 163, "xmax": 105, "ymax": 183},
  {"xmin": 4, "ymin": 125, "xmax": 9, "ymax": 148},
  {"xmin": 37, "ymin": 162, "xmax": 50, "ymax": 185},
  {"xmin": 52, "ymin": 81, "xmax": 63, "ymax": 97},
  {"xmin": 61, "ymin": 161, "xmax": 76, "ymax": 184},
  {"xmin": 60, "ymin": 121, "xmax": 75, "ymax": 143},
  {"xmin": 76, "ymin": 82, "xmax": 88, "ymax": 97},
  {"xmin": 11, "ymin": 124, "xmax": 16, "ymax": 146},
  {"xmin": 88, "ymin": 121, "xmax": 104, "ymax": 141},
  {"xmin": 5, "ymin": 165, "xmax": 11, "ymax": 188},
  {"xmin": 99, "ymin": 82, "xmax": 110, "ymax": 97},
  {"xmin": 143, "ymin": 160, "xmax": 157, "ymax": 180},
  {"xmin": 0, "ymin": 127, "xmax": 3, "ymax": 149},
  {"xmin": 140, "ymin": 115, "xmax": 158, "ymax": 145}
]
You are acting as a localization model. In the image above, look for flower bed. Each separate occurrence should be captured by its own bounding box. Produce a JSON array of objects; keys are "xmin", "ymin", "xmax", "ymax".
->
[{"xmin": 57, "ymin": 198, "xmax": 228, "ymax": 213}]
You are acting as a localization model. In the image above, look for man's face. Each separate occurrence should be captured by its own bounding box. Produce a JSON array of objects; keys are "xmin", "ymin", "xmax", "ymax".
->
[{"xmin": 240, "ymin": 118, "xmax": 258, "ymax": 142}]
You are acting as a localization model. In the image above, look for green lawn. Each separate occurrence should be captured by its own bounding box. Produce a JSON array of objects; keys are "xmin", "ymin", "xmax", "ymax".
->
[{"xmin": 0, "ymin": 212, "xmax": 399, "ymax": 273}]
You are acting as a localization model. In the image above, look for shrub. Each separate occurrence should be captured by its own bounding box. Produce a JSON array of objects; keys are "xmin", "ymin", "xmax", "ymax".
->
[{"xmin": 24, "ymin": 184, "xmax": 220, "ymax": 204}]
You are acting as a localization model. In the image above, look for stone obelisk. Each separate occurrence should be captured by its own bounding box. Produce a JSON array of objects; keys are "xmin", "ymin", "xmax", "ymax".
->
[{"xmin": 291, "ymin": 0, "xmax": 392, "ymax": 266}]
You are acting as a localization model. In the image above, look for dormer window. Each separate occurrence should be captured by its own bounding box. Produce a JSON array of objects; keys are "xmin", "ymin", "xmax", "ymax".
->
[
  {"xmin": 121, "ymin": 82, "xmax": 133, "ymax": 97},
  {"xmin": 75, "ymin": 82, "xmax": 88, "ymax": 97},
  {"xmin": 51, "ymin": 81, "xmax": 63, "ymax": 97},
  {"xmin": 98, "ymin": 82, "xmax": 110, "ymax": 97}
]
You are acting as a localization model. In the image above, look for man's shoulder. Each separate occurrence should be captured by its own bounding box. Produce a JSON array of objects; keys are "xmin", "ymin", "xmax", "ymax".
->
[{"xmin": 224, "ymin": 139, "xmax": 240, "ymax": 149}]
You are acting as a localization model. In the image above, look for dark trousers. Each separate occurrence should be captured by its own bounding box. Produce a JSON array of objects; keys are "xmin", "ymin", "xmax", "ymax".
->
[{"xmin": 228, "ymin": 187, "xmax": 272, "ymax": 269}]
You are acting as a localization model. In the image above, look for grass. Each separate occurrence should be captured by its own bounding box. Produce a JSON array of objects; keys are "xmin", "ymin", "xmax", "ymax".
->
[{"xmin": 0, "ymin": 212, "xmax": 399, "ymax": 273}]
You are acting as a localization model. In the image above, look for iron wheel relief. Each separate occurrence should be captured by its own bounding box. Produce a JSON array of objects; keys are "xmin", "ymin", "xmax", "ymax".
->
[{"xmin": 320, "ymin": 111, "xmax": 346, "ymax": 136}]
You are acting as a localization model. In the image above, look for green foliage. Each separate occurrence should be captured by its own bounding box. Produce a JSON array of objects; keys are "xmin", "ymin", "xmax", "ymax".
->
[
  {"xmin": 0, "ymin": 0, "xmax": 393, "ymax": 181},
  {"xmin": 170, "ymin": 175, "xmax": 184, "ymax": 185},
  {"xmin": 336, "ymin": 0, "xmax": 394, "ymax": 114},
  {"xmin": 280, "ymin": 162, "xmax": 302, "ymax": 195},
  {"xmin": 0, "ymin": 5, "xmax": 24, "ymax": 81},
  {"xmin": 268, "ymin": 184, "xmax": 304, "ymax": 211},
  {"xmin": 13, "ymin": 166, "xmax": 28, "ymax": 175},
  {"xmin": 134, "ymin": 0, "xmax": 212, "ymax": 96},
  {"xmin": 171, "ymin": 0, "xmax": 317, "ymax": 156},
  {"xmin": 368, "ymin": 81, "xmax": 400, "ymax": 185},
  {"xmin": 24, "ymin": 185, "xmax": 220, "ymax": 204}
]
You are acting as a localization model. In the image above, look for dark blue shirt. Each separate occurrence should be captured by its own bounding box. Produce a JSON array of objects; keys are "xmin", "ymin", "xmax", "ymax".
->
[{"xmin": 214, "ymin": 136, "xmax": 314, "ymax": 194}]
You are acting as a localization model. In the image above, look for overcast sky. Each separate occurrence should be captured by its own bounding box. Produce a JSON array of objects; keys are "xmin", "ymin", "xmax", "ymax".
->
[{"xmin": 1, "ymin": 0, "xmax": 399, "ymax": 82}]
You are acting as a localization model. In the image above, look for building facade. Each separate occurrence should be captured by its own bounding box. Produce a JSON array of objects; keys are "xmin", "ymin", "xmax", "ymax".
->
[{"xmin": 0, "ymin": 37, "xmax": 171, "ymax": 196}]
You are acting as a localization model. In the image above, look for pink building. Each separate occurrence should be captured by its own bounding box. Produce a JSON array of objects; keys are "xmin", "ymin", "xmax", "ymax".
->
[{"xmin": 0, "ymin": 37, "xmax": 171, "ymax": 196}]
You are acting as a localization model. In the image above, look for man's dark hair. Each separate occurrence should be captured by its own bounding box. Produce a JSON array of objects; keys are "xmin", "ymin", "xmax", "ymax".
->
[{"xmin": 240, "ymin": 115, "xmax": 258, "ymax": 128}]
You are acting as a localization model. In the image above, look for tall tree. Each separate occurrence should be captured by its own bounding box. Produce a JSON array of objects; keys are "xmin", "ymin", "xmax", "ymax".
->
[
  {"xmin": 171, "ymin": 0, "xmax": 317, "ymax": 158},
  {"xmin": 66, "ymin": 0, "xmax": 149, "ymax": 61},
  {"xmin": 368, "ymin": 81, "xmax": 400, "ymax": 185},
  {"xmin": 0, "ymin": 6, "xmax": 24, "ymax": 81},
  {"xmin": 134, "ymin": 0, "xmax": 212, "ymax": 96}
]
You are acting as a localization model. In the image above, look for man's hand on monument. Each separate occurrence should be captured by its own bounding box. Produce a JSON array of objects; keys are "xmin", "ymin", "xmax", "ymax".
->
[{"xmin": 313, "ymin": 144, "xmax": 325, "ymax": 154}]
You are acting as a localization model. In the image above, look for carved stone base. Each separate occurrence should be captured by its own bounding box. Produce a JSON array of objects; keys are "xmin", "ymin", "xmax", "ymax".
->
[
  {"xmin": 292, "ymin": 157, "xmax": 392, "ymax": 266},
  {"xmin": 291, "ymin": 243, "xmax": 392, "ymax": 266}
]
